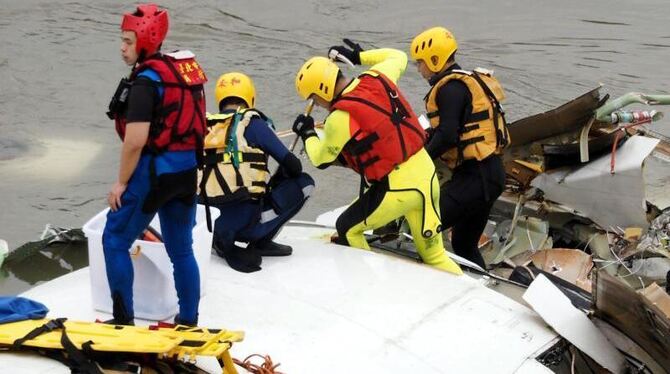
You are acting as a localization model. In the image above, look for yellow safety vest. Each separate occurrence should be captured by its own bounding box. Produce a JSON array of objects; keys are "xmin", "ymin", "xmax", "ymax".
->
[
  {"xmin": 198, "ymin": 108, "xmax": 270, "ymax": 204},
  {"xmin": 425, "ymin": 68, "xmax": 510, "ymax": 169}
]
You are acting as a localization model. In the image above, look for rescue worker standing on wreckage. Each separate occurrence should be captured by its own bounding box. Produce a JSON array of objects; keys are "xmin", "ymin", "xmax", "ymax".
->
[
  {"xmin": 104, "ymin": 3, "xmax": 206, "ymax": 326},
  {"xmin": 410, "ymin": 27, "xmax": 509, "ymax": 269},
  {"xmin": 199, "ymin": 72, "xmax": 314, "ymax": 273},
  {"xmin": 292, "ymin": 40, "xmax": 462, "ymax": 275}
]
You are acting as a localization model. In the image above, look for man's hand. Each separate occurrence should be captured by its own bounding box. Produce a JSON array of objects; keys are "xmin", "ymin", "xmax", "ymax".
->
[
  {"xmin": 328, "ymin": 38, "xmax": 364, "ymax": 65},
  {"xmin": 108, "ymin": 181, "xmax": 127, "ymax": 212},
  {"xmin": 292, "ymin": 114, "xmax": 317, "ymax": 141}
]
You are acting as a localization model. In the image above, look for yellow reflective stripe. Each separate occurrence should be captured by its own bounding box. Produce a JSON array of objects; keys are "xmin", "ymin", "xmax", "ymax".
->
[{"xmin": 215, "ymin": 151, "xmax": 262, "ymax": 163}]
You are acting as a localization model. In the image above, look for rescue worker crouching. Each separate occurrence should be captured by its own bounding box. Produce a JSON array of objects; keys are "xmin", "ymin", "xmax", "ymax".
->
[
  {"xmin": 104, "ymin": 4, "xmax": 206, "ymax": 326},
  {"xmin": 199, "ymin": 72, "xmax": 314, "ymax": 273},
  {"xmin": 410, "ymin": 27, "xmax": 509, "ymax": 269},
  {"xmin": 292, "ymin": 39, "xmax": 462, "ymax": 275}
]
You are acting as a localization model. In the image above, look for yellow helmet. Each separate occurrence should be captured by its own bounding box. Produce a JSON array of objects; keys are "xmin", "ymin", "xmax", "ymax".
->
[
  {"xmin": 214, "ymin": 72, "xmax": 256, "ymax": 108},
  {"xmin": 410, "ymin": 27, "xmax": 458, "ymax": 73},
  {"xmin": 295, "ymin": 56, "xmax": 340, "ymax": 102}
]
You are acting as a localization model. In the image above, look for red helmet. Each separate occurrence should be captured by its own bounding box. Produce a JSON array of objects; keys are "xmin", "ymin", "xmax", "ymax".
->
[{"xmin": 121, "ymin": 3, "xmax": 169, "ymax": 56}]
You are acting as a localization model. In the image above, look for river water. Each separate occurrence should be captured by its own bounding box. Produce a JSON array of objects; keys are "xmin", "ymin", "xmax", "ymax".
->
[{"xmin": 1, "ymin": 0, "xmax": 670, "ymax": 291}]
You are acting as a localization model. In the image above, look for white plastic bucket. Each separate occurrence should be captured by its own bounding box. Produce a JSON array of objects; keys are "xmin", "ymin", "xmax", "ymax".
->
[{"xmin": 82, "ymin": 204, "xmax": 218, "ymax": 320}]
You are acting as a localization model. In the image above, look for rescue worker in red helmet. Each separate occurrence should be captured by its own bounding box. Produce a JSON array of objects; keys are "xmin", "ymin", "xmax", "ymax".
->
[
  {"xmin": 292, "ymin": 39, "xmax": 462, "ymax": 275},
  {"xmin": 104, "ymin": 3, "xmax": 207, "ymax": 325},
  {"xmin": 410, "ymin": 27, "xmax": 509, "ymax": 269}
]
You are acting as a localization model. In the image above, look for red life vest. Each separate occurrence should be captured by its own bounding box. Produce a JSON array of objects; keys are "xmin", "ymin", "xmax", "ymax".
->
[
  {"xmin": 331, "ymin": 71, "xmax": 426, "ymax": 182},
  {"xmin": 114, "ymin": 51, "xmax": 207, "ymax": 153}
]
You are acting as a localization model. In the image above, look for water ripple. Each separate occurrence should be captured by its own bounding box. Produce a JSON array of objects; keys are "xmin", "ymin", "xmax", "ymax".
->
[{"xmin": 580, "ymin": 19, "xmax": 630, "ymax": 26}]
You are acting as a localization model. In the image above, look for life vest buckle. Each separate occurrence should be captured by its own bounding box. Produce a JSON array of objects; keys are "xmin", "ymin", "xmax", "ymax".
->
[{"xmin": 44, "ymin": 319, "xmax": 65, "ymax": 331}]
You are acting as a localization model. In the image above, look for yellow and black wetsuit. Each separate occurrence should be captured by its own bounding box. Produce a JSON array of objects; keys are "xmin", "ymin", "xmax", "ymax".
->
[{"xmin": 305, "ymin": 48, "xmax": 462, "ymax": 275}]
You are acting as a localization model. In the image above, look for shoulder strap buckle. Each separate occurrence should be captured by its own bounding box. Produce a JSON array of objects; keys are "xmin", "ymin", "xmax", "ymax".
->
[{"xmin": 44, "ymin": 319, "xmax": 66, "ymax": 331}]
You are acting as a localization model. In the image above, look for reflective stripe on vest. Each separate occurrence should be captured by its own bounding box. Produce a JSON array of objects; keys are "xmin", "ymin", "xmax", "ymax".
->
[
  {"xmin": 330, "ymin": 71, "xmax": 426, "ymax": 182},
  {"xmin": 198, "ymin": 109, "xmax": 270, "ymax": 205},
  {"xmin": 425, "ymin": 68, "xmax": 510, "ymax": 169}
]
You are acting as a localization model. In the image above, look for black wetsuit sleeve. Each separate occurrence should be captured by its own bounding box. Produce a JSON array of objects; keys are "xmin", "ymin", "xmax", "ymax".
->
[
  {"xmin": 425, "ymin": 80, "xmax": 472, "ymax": 159},
  {"xmin": 125, "ymin": 77, "xmax": 158, "ymax": 123}
]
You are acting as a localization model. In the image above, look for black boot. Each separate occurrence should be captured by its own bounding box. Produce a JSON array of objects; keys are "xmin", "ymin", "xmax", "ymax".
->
[
  {"xmin": 248, "ymin": 239, "xmax": 292, "ymax": 257},
  {"xmin": 174, "ymin": 314, "xmax": 198, "ymax": 327},
  {"xmin": 213, "ymin": 241, "xmax": 262, "ymax": 273},
  {"xmin": 105, "ymin": 292, "xmax": 134, "ymax": 325}
]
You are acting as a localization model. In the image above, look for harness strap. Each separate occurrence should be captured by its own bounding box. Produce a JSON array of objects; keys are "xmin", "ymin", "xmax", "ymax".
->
[
  {"xmin": 225, "ymin": 113, "xmax": 242, "ymax": 167},
  {"xmin": 203, "ymin": 151, "xmax": 267, "ymax": 165},
  {"xmin": 11, "ymin": 318, "xmax": 103, "ymax": 374},
  {"xmin": 212, "ymin": 165, "xmax": 234, "ymax": 195},
  {"xmin": 233, "ymin": 165, "xmax": 244, "ymax": 187},
  {"xmin": 347, "ymin": 132, "xmax": 380, "ymax": 156},
  {"xmin": 11, "ymin": 318, "xmax": 67, "ymax": 350},
  {"xmin": 199, "ymin": 166, "xmax": 216, "ymax": 232},
  {"xmin": 462, "ymin": 123, "xmax": 480, "ymax": 133},
  {"xmin": 426, "ymin": 110, "xmax": 439, "ymax": 119},
  {"xmin": 470, "ymin": 72, "xmax": 508, "ymax": 148},
  {"xmin": 468, "ymin": 110, "xmax": 490, "ymax": 123},
  {"xmin": 334, "ymin": 96, "xmax": 425, "ymax": 140}
]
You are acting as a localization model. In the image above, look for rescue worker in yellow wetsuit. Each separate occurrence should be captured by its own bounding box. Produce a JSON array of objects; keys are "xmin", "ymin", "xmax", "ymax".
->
[
  {"xmin": 291, "ymin": 40, "xmax": 462, "ymax": 275},
  {"xmin": 410, "ymin": 27, "xmax": 509, "ymax": 269}
]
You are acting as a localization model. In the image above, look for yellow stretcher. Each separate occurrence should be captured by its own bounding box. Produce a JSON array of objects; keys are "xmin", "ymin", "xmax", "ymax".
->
[{"xmin": 0, "ymin": 318, "xmax": 245, "ymax": 374}]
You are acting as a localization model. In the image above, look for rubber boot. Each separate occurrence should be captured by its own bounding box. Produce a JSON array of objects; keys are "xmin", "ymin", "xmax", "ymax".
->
[
  {"xmin": 105, "ymin": 292, "xmax": 134, "ymax": 326},
  {"xmin": 174, "ymin": 314, "xmax": 198, "ymax": 327},
  {"xmin": 213, "ymin": 241, "xmax": 262, "ymax": 273},
  {"xmin": 248, "ymin": 239, "xmax": 292, "ymax": 257}
]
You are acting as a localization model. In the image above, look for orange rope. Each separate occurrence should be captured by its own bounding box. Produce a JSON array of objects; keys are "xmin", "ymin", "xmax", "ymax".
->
[{"xmin": 233, "ymin": 354, "xmax": 284, "ymax": 374}]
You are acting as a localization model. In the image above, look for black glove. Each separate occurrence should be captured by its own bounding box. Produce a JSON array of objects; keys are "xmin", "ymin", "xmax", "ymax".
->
[
  {"xmin": 328, "ymin": 38, "xmax": 364, "ymax": 65},
  {"xmin": 292, "ymin": 114, "xmax": 317, "ymax": 141},
  {"xmin": 268, "ymin": 153, "xmax": 303, "ymax": 189}
]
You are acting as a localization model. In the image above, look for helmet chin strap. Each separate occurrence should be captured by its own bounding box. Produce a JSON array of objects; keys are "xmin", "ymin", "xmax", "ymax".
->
[{"xmin": 136, "ymin": 49, "xmax": 147, "ymax": 65}]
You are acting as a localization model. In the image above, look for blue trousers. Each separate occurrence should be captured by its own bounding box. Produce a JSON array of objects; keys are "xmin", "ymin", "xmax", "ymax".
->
[
  {"xmin": 213, "ymin": 173, "xmax": 314, "ymax": 249},
  {"xmin": 102, "ymin": 155, "xmax": 199, "ymax": 323}
]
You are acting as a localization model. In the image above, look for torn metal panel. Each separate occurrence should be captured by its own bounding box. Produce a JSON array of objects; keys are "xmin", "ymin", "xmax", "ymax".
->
[
  {"xmin": 594, "ymin": 270, "xmax": 670, "ymax": 372},
  {"xmin": 507, "ymin": 87, "xmax": 602, "ymax": 148},
  {"xmin": 523, "ymin": 274, "xmax": 626, "ymax": 374},
  {"xmin": 531, "ymin": 135, "xmax": 660, "ymax": 229},
  {"xmin": 567, "ymin": 223, "xmax": 614, "ymax": 264},
  {"xmin": 481, "ymin": 217, "xmax": 553, "ymax": 265},
  {"xmin": 593, "ymin": 319, "xmax": 666, "ymax": 374},
  {"xmin": 510, "ymin": 266, "xmax": 593, "ymax": 311},
  {"xmin": 505, "ymin": 160, "xmax": 542, "ymax": 189},
  {"xmin": 531, "ymin": 249, "xmax": 593, "ymax": 292},
  {"xmin": 542, "ymin": 128, "xmax": 628, "ymax": 169},
  {"xmin": 513, "ymin": 358, "xmax": 555, "ymax": 373},
  {"xmin": 628, "ymin": 258, "xmax": 670, "ymax": 285},
  {"xmin": 640, "ymin": 283, "xmax": 670, "ymax": 319}
]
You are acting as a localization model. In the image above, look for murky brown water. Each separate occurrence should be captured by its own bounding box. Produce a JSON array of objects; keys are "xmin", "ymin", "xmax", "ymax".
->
[{"xmin": 1, "ymin": 0, "xmax": 670, "ymax": 291}]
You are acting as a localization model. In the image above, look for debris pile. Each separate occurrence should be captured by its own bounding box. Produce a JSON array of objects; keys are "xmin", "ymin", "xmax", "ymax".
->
[{"xmin": 479, "ymin": 87, "xmax": 670, "ymax": 372}]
